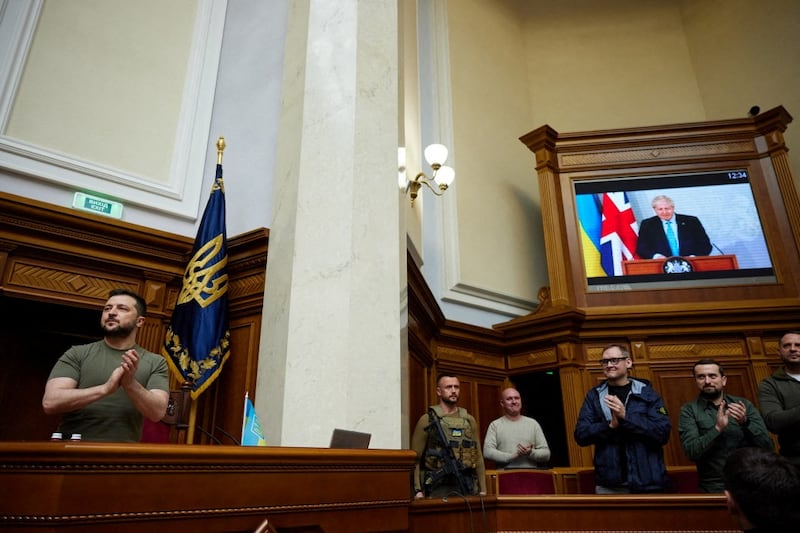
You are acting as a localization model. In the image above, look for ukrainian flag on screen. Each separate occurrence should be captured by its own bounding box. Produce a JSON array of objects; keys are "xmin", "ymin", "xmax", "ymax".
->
[{"xmin": 576, "ymin": 194, "xmax": 606, "ymax": 277}]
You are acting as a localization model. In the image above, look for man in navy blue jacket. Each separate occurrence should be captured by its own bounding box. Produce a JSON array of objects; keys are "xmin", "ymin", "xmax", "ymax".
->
[{"xmin": 574, "ymin": 344, "xmax": 672, "ymax": 493}]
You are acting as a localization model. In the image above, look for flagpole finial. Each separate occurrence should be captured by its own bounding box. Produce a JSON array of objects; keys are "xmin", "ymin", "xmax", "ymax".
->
[{"xmin": 216, "ymin": 136, "xmax": 226, "ymax": 165}]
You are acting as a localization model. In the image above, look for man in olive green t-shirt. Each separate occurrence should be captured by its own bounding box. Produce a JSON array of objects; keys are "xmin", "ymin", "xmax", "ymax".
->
[{"xmin": 42, "ymin": 289, "xmax": 169, "ymax": 442}]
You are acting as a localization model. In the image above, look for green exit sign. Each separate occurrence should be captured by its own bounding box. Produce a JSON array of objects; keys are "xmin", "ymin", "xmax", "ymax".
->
[{"xmin": 72, "ymin": 192, "xmax": 123, "ymax": 219}]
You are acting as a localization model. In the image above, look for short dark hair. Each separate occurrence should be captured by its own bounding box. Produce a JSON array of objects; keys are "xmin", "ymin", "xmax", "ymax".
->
[
  {"xmin": 108, "ymin": 288, "xmax": 147, "ymax": 317},
  {"xmin": 435, "ymin": 373, "xmax": 459, "ymax": 387},
  {"xmin": 723, "ymin": 447, "xmax": 800, "ymax": 531},
  {"xmin": 780, "ymin": 330, "xmax": 800, "ymax": 343},
  {"xmin": 693, "ymin": 358, "xmax": 724, "ymax": 376}
]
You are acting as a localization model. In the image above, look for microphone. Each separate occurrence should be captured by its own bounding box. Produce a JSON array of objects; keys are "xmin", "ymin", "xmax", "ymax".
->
[{"xmin": 712, "ymin": 242, "xmax": 726, "ymax": 255}]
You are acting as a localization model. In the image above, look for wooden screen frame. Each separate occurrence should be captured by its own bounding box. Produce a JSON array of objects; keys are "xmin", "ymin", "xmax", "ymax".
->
[{"xmin": 519, "ymin": 106, "xmax": 800, "ymax": 311}]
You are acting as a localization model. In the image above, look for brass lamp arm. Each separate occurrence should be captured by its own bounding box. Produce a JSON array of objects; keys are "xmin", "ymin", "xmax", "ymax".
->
[{"xmin": 408, "ymin": 173, "xmax": 449, "ymax": 206}]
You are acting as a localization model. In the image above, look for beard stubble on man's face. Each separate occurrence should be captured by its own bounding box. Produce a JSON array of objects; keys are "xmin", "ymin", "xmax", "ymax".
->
[
  {"xmin": 102, "ymin": 318, "xmax": 136, "ymax": 338},
  {"xmin": 700, "ymin": 389, "xmax": 723, "ymax": 401}
]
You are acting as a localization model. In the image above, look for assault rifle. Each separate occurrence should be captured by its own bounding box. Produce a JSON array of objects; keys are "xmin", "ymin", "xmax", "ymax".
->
[{"xmin": 423, "ymin": 408, "xmax": 474, "ymax": 496}]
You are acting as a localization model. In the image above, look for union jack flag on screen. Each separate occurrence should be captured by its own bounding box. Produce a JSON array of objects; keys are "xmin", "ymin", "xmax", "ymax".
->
[{"xmin": 599, "ymin": 192, "xmax": 639, "ymax": 276}]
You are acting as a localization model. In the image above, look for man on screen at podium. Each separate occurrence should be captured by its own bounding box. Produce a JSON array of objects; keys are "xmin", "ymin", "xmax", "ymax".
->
[{"xmin": 635, "ymin": 195, "xmax": 712, "ymax": 259}]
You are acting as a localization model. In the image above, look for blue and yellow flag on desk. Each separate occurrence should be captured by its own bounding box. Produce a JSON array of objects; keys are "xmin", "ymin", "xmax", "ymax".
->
[
  {"xmin": 242, "ymin": 394, "xmax": 267, "ymax": 446},
  {"xmin": 163, "ymin": 163, "xmax": 230, "ymax": 399}
]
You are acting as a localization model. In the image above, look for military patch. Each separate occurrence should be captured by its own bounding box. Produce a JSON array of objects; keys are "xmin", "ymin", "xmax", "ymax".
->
[
  {"xmin": 658, "ymin": 406, "xmax": 668, "ymax": 415},
  {"xmin": 451, "ymin": 428, "xmax": 463, "ymax": 437}
]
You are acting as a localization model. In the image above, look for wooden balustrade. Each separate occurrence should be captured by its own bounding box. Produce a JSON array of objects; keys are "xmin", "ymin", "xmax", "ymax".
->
[
  {"xmin": 0, "ymin": 442, "xmax": 416, "ymax": 532},
  {"xmin": 0, "ymin": 443, "xmax": 740, "ymax": 532}
]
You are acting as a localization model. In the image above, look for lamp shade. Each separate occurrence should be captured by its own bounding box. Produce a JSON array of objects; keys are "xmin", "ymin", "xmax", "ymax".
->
[
  {"xmin": 423, "ymin": 144, "xmax": 448, "ymax": 167},
  {"xmin": 433, "ymin": 165, "xmax": 455, "ymax": 187}
]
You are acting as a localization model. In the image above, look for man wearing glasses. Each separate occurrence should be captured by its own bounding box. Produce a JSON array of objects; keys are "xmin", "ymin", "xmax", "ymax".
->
[{"xmin": 574, "ymin": 344, "xmax": 672, "ymax": 493}]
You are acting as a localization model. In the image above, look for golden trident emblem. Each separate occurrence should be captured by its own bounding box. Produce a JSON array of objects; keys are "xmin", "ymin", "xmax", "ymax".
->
[{"xmin": 177, "ymin": 236, "xmax": 228, "ymax": 308}]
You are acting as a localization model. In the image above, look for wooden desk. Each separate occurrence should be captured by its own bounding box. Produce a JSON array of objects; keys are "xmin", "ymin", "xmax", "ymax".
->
[
  {"xmin": 1, "ymin": 443, "xmax": 738, "ymax": 532},
  {"xmin": 0, "ymin": 442, "xmax": 416, "ymax": 532}
]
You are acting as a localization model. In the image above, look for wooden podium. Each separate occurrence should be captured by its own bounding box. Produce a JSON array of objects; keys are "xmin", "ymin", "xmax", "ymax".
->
[{"xmin": 622, "ymin": 255, "xmax": 738, "ymax": 275}]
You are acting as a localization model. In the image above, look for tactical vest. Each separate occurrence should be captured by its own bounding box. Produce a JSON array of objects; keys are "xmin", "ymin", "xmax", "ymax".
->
[{"xmin": 423, "ymin": 406, "xmax": 481, "ymax": 471}]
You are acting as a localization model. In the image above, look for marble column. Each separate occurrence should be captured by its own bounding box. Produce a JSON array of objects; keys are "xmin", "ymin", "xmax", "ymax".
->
[{"xmin": 257, "ymin": 0, "xmax": 403, "ymax": 449}]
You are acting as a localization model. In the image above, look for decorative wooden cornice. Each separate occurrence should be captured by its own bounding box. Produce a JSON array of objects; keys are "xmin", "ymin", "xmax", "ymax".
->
[{"xmin": 0, "ymin": 191, "xmax": 268, "ymax": 318}]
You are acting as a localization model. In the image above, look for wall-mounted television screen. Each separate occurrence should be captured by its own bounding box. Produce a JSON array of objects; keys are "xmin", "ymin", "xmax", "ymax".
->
[{"xmin": 574, "ymin": 169, "xmax": 775, "ymax": 292}]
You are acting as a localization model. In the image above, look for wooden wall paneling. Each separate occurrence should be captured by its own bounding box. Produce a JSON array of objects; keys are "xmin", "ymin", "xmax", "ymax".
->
[
  {"xmin": 203, "ymin": 314, "xmax": 262, "ymax": 444},
  {"xmin": 718, "ymin": 366, "xmax": 754, "ymax": 400},
  {"xmin": 506, "ymin": 345, "xmax": 558, "ymax": 372},
  {"xmin": 0, "ymin": 193, "xmax": 193, "ymax": 311},
  {"xmin": 561, "ymin": 365, "xmax": 593, "ymax": 467},
  {"xmin": 408, "ymin": 347, "xmax": 430, "ymax": 436},
  {"xmin": 755, "ymin": 335, "xmax": 784, "ymax": 383},
  {"xmin": 761, "ymin": 114, "xmax": 800, "ymax": 253},
  {"xmin": 407, "ymin": 277, "xmax": 435, "ymax": 441},
  {"xmin": 456, "ymin": 376, "xmax": 475, "ymax": 416},
  {"xmin": 3, "ymin": 253, "xmax": 144, "ymax": 312},
  {"xmin": 476, "ymin": 380, "xmax": 504, "ymax": 469},
  {"xmin": 476, "ymin": 381, "xmax": 503, "ymax": 439},
  {"xmin": 547, "ymin": 341, "xmax": 586, "ymax": 468},
  {"xmin": 406, "ymin": 252, "xmax": 443, "ymax": 441},
  {"xmin": 654, "ymin": 369, "xmax": 699, "ymax": 466}
]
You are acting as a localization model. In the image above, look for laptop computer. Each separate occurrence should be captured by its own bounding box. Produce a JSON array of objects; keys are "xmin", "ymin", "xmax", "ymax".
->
[{"xmin": 329, "ymin": 428, "xmax": 371, "ymax": 449}]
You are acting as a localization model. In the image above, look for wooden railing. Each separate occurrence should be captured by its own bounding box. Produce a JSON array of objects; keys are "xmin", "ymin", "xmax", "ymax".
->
[
  {"xmin": 0, "ymin": 442, "xmax": 742, "ymax": 532},
  {"xmin": 409, "ymin": 493, "xmax": 738, "ymax": 533},
  {"xmin": 485, "ymin": 466, "xmax": 702, "ymax": 495},
  {"xmin": 0, "ymin": 442, "xmax": 416, "ymax": 532}
]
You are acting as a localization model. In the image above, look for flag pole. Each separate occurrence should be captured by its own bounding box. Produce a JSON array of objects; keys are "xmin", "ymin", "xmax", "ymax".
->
[
  {"xmin": 217, "ymin": 136, "xmax": 226, "ymax": 164},
  {"xmin": 187, "ymin": 400, "xmax": 198, "ymax": 443},
  {"xmin": 242, "ymin": 391, "xmax": 249, "ymax": 445}
]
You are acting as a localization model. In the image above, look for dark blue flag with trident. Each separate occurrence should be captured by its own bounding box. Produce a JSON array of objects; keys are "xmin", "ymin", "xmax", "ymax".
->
[{"xmin": 163, "ymin": 138, "xmax": 230, "ymax": 399}]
